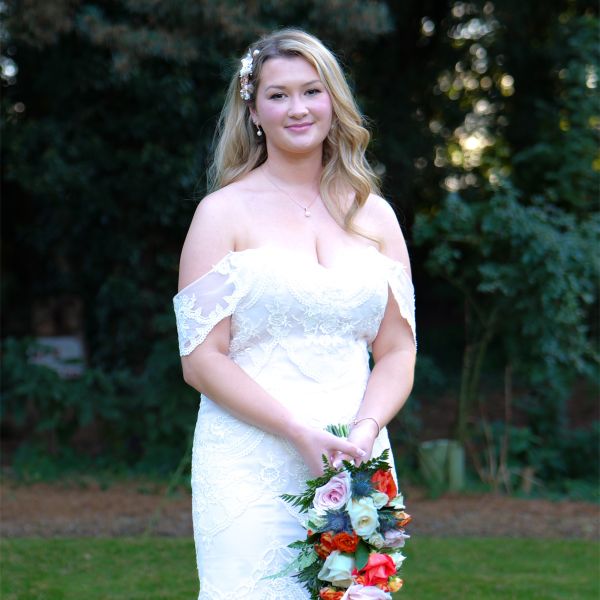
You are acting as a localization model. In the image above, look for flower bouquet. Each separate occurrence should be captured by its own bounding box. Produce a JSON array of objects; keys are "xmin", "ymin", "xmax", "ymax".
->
[{"xmin": 269, "ymin": 425, "xmax": 411, "ymax": 599}]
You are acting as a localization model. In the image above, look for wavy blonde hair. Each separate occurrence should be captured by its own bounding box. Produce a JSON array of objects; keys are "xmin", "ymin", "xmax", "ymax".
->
[{"xmin": 208, "ymin": 28, "xmax": 380, "ymax": 235}]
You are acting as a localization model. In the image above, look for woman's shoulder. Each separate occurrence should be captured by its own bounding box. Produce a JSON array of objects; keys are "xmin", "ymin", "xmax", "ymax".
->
[
  {"xmin": 179, "ymin": 179, "xmax": 260, "ymax": 288},
  {"xmin": 351, "ymin": 194, "xmax": 413, "ymax": 275},
  {"xmin": 356, "ymin": 194, "xmax": 409, "ymax": 264},
  {"xmin": 188, "ymin": 174, "xmax": 262, "ymax": 237},
  {"xmin": 194, "ymin": 178, "xmax": 253, "ymax": 219}
]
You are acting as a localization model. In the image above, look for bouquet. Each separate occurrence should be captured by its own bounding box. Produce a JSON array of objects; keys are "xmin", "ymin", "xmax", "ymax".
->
[{"xmin": 269, "ymin": 425, "xmax": 411, "ymax": 599}]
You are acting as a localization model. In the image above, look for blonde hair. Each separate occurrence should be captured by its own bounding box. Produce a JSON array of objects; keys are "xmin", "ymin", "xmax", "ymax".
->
[{"xmin": 208, "ymin": 28, "xmax": 380, "ymax": 235}]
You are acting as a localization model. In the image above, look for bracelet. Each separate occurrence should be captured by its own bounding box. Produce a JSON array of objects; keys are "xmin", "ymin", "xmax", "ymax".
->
[{"xmin": 351, "ymin": 417, "xmax": 380, "ymax": 436}]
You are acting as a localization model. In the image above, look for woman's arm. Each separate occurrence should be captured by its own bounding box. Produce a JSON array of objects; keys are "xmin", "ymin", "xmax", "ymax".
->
[
  {"xmin": 344, "ymin": 196, "xmax": 417, "ymax": 462},
  {"xmin": 178, "ymin": 193, "xmax": 366, "ymax": 475}
]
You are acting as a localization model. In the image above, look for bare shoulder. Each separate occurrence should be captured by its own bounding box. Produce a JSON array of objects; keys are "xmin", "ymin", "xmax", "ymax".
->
[
  {"xmin": 177, "ymin": 183, "xmax": 250, "ymax": 289},
  {"xmin": 358, "ymin": 194, "xmax": 411, "ymax": 272}
]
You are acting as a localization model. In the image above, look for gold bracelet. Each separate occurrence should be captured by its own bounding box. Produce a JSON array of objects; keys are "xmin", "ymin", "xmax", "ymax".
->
[{"xmin": 351, "ymin": 417, "xmax": 380, "ymax": 436}]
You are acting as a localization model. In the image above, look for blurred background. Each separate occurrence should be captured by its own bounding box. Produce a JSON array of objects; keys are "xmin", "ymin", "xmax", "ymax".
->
[
  {"xmin": 1, "ymin": 0, "xmax": 598, "ymax": 502},
  {"xmin": 2, "ymin": 3, "xmax": 598, "ymax": 598}
]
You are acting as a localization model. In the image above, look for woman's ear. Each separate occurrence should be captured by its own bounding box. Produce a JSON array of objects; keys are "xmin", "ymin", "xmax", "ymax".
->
[{"xmin": 248, "ymin": 105, "xmax": 258, "ymax": 124}]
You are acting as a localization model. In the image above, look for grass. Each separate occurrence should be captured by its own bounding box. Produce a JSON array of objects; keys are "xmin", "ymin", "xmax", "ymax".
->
[{"xmin": 1, "ymin": 537, "xmax": 598, "ymax": 599}]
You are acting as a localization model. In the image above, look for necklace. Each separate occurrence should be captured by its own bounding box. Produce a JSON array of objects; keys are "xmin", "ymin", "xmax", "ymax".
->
[{"xmin": 262, "ymin": 169, "xmax": 320, "ymax": 217}]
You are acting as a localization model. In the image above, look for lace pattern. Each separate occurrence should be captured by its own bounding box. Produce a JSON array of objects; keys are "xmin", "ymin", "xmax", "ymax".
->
[
  {"xmin": 173, "ymin": 252, "xmax": 253, "ymax": 356},
  {"xmin": 174, "ymin": 246, "xmax": 415, "ymax": 598},
  {"xmin": 173, "ymin": 246, "xmax": 416, "ymax": 359},
  {"xmin": 379, "ymin": 253, "xmax": 417, "ymax": 348}
]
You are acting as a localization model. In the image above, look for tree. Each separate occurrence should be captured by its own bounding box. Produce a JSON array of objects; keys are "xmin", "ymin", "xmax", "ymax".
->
[{"xmin": 412, "ymin": 4, "xmax": 599, "ymax": 486}]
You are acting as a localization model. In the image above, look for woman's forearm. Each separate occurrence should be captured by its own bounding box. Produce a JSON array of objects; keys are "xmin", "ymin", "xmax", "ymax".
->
[
  {"xmin": 355, "ymin": 349, "xmax": 416, "ymax": 432},
  {"xmin": 182, "ymin": 350, "xmax": 301, "ymax": 441},
  {"xmin": 182, "ymin": 348, "xmax": 368, "ymax": 475}
]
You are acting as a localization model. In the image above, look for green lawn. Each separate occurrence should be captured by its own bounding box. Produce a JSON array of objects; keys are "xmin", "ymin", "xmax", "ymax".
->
[{"xmin": 1, "ymin": 537, "xmax": 598, "ymax": 599}]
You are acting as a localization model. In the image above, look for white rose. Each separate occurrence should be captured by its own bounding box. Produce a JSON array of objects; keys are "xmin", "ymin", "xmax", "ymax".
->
[
  {"xmin": 317, "ymin": 550, "xmax": 355, "ymax": 588},
  {"xmin": 388, "ymin": 494, "xmax": 405, "ymax": 509},
  {"xmin": 370, "ymin": 490, "xmax": 389, "ymax": 509},
  {"xmin": 367, "ymin": 532, "xmax": 385, "ymax": 549},
  {"xmin": 389, "ymin": 551, "xmax": 406, "ymax": 568},
  {"xmin": 346, "ymin": 497, "xmax": 379, "ymax": 538}
]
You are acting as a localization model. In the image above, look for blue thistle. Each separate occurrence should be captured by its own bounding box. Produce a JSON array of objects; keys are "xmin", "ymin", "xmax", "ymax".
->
[
  {"xmin": 378, "ymin": 510, "xmax": 398, "ymax": 534},
  {"xmin": 351, "ymin": 471, "xmax": 375, "ymax": 498},
  {"xmin": 323, "ymin": 510, "xmax": 352, "ymax": 533}
]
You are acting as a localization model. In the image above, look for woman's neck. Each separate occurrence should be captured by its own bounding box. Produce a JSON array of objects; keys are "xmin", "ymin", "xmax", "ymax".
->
[{"xmin": 262, "ymin": 148, "xmax": 322, "ymax": 189}]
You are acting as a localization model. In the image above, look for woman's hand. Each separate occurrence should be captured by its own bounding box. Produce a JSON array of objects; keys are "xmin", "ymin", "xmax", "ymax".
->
[
  {"xmin": 332, "ymin": 420, "xmax": 379, "ymax": 468},
  {"xmin": 289, "ymin": 423, "xmax": 367, "ymax": 476}
]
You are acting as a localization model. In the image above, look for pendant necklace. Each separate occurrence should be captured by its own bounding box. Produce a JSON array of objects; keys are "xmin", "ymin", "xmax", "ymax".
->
[{"xmin": 263, "ymin": 169, "xmax": 320, "ymax": 218}]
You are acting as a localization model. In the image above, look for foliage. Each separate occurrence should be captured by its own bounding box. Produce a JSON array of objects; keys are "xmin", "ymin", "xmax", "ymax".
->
[
  {"xmin": 411, "ymin": 3, "xmax": 599, "ymax": 464},
  {"xmin": 1, "ymin": 337, "xmax": 193, "ymax": 478},
  {"xmin": 414, "ymin": 183, "xmax": 598, "ymax": 440},
  {"xmin": 2, "ymin": 0, "xmax": 598, "ymax": 488},
  {"xmin": 471, "ymin": 419, "xmax": 600, "ymax": 498},
  {"xmin": 2, "ymin": 537, "xmax": 599, "ymax": 599}
]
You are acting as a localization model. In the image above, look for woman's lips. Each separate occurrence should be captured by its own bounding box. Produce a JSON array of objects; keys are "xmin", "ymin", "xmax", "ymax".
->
[{"xmin": 286, "ymin": 123, "xmax": 313, "ymax": 131}]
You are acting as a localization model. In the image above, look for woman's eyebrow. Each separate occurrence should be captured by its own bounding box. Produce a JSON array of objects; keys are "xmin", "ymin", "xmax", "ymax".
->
[{"xmin": 264, "ymin": 79, "xmax": 322, "ymax": 92}]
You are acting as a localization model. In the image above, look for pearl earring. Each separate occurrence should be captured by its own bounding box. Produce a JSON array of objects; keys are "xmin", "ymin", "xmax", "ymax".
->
[{"xmin": 256, "ymin": 124, "xmax": 262, "ymax": 136}]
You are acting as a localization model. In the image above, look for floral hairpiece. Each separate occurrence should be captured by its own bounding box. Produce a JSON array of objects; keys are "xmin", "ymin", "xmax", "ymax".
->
[{"xmin": 239, "ymin": 48, "xmax": 259, "ymax": 101}]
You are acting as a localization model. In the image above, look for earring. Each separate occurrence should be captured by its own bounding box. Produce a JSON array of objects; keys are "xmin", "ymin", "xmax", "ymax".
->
[{"xmin": 256, "ymin": 124, "xmax": 263, "ymax": 136}]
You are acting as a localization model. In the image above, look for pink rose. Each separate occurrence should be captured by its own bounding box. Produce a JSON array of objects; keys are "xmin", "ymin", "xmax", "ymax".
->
[
  {"xmin": 382, "ymin": 528, "xmax": 410, "ymax": 548},
  {"xmin": 341, "ymin": 585, "xmax": 392, "ymax": 600},
  {"xmin": 313, "ymin": 471, "xmax": 352, "ymax": 512}
]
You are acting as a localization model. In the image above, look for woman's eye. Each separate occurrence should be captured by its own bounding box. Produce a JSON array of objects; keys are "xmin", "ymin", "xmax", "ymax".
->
[
  {"xmin": 269, "ymin": 93, "xmax": 285, "ymax": 100},
  {"xmin": 306, "ymin": 88, "xmax": 321, "ymax": 95}
]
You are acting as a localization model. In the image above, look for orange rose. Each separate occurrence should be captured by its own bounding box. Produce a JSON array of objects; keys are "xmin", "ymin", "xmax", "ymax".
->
[
  {"xmin": 333, "ymin": 531, "xmax": 359, "ymax": 553},
  {"xmin": 315, "ymin": 531, "xmax": 336, "ymax": 560},
  {"xmin": 355, "ymin": 553, "xmax": 396, "ymax": 586},
  {"xmin": 395, "ymin": 511, "xmax": 412, "ymax": 527},
  {"xmin": 319, "ymin": 588, "xmax": 344, "ymax": 600},
  {"xmin": 371, "ymin": 469, "xmax": 398, "ymax": 502},
  {"xmin": 388, "ymin": 576, "xmax": 404, "ymax": 592}
]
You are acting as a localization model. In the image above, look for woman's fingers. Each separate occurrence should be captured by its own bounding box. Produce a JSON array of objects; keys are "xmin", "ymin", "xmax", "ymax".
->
[
  {"xmin": 330, "ymin": 439, "xmax": 366, "ymax": 468},
  {"xmin": 337, "ymin": 438, "xmax": 366, "ymax": 460},
  {"xmin": 297, "ymin": 428, "xmax": 369, "ymax": 475},
  {"xmin": 331, "ymin": 452, "xmax": 354, "ymax": 469}
]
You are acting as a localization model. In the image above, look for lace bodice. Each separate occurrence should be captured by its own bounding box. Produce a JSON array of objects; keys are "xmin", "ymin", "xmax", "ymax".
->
[{"xmin": 173, "ymin": 245, "xmax": 416, "ymax": 378}]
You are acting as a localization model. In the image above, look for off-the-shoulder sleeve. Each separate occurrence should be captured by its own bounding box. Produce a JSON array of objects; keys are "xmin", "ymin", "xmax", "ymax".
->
[
  {"xmin": 173, "ymin": 253, "xmax": 249, "ymax": 356},
  {"xmin": 382, "ymin": 256, "xmax": 417, "ymax": 349}
]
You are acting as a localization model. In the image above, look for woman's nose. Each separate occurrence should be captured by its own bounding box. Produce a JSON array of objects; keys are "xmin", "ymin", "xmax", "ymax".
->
[{"xmin": 288, "ymin": 95, "xmax": 308, "ymax": 118}]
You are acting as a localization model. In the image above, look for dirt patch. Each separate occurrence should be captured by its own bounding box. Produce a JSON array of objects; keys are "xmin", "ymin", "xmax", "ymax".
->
[{"xmin": 1, "ymin": 479, "xmax": 598, "ymax": 540}]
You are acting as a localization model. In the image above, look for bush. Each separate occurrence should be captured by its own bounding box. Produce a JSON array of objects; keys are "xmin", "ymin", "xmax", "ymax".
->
[{"xmin": 1, "ymin": 336, "xmax": 196, "ymax": 480}]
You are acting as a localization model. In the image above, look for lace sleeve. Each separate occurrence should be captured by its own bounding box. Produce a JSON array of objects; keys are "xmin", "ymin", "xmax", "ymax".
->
[
  {"xmin": 173, "ymin": 253, "xmax": 249, "ymax": 357},
  {"xmin": 384, "ymin": 257, "xmax": 417, "ymax": 349}
]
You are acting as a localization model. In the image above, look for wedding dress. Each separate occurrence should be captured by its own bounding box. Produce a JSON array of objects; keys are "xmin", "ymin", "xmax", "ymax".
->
[{"xmin": 173, "ymin": 245, "xmax": 416, "ymax": 599}]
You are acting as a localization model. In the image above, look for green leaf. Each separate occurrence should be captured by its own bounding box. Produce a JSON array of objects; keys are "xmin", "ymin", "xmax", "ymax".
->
[
  {"xmin": 355, "ymin": 540, "xmax": 370, "ymax": 571},
  {"xmin": 261, "ymin": 546, "xmax": 318, "ymax": 580}
]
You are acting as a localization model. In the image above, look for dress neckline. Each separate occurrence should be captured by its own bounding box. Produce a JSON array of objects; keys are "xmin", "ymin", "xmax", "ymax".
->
[
  {"xmin": 175, "ymin": 244, "xmax": 409, "ymax": 298},
  {"xmin": 228, "ymin": 244, "xmax": 383, "ymax": 271}
]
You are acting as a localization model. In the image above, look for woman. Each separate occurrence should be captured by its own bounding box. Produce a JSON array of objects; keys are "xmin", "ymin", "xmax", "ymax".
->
[{"xmin": 173, "ymin": 28, "xmax": 416, "ymax": 599}]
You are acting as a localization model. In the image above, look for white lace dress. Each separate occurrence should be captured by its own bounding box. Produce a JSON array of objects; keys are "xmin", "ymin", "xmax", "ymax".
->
[{"xmin": 173, "ymin": 245, "xmax": 416, "ymax": 599}]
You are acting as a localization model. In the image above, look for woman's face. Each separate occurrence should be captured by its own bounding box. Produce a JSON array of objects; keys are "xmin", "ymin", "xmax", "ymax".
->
[{"xmin": 251, "ymin": 56, "xmax": 333, "ymax": 157}]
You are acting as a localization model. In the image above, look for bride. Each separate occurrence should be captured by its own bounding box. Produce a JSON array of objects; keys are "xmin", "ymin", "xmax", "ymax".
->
[{"xmin": 173, "ymin": 28, "xmax": 416, "ymax": 599}]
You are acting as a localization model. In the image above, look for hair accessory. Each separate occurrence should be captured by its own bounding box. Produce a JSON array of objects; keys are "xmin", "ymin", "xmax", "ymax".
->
[{"xmin": 240, "ymin": 48, "xmax": 259, "ymax": 101}]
